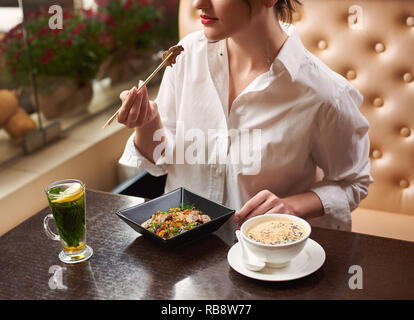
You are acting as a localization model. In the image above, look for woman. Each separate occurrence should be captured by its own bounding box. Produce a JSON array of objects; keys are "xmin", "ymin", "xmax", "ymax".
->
[{"xmin": 118, "ymin": 0, "xmax": 373, "ymax": 231}]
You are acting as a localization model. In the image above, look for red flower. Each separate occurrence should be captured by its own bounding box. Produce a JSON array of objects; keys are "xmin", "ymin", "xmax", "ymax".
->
[
  {"xmin": 153, "ymin": 0, "xmax": 177, "ymax": 13},
  {"xmin": 34, "ymin": 7, "xmax": 47, "ymax": 16},
  {"xmin": 123, "ymin": 0, "xmax": 133, "ymax": 10},
  {"xmin": 7, "ymin": 23, "xmax": 22, "ymax": 35},
  {"xmin": 71, "ymin": 23, "xmax": 86, "ymax": 35},
  {"xmin": 65, "ymin": 39, "xmax": 73, "ymax": 48},
  {"xmin": 36, "ymin": 25, "xmax": 49, "ymax": 36},
  {"xmin": 40, "ymin": 48, "xmax": 53, "ymax": 64},
  {"xmin": 25, "ymin": 11, "xmax": 35, "ymax": 21},
  {"xmin": 5, "ymin": 24, "xmax": 24, "ymax": 40},
  {"xmin": 13, "ymin": 50, "xmax": 22, "ymax": 61},
  {"xmin": 100, "ymin": 13, "xmax": 115, "ymax": 27},
  {"xmin": 136, "ymin": 21, "xmax": 152, "ymax": 33},
  {"xmin": 139, "ymin": 0, "xmax": 150, "ymax": 6},
  {"xmin": 14, "ymin": 31, "xmax": 23, "ymax": 40},
  {"xmin": 82, "ymin": 9, "xmax": 99, "ymax": 18},
  {"xmin": 100, "ymin": 31, "xmax": 114, "ymax": 49},
  {"xmin": 96, "ymin": 0, "xmax": 111, "ymax": 7},
  {"xmin": 63, "ymin": 11, "xmax": 75, "ymax": 19}
]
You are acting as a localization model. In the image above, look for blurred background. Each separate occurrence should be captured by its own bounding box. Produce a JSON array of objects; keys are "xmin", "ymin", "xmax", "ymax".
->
[
  {"xmin": 0, "ymin": 0, "xmax": 178, "ymax": 164},
  {"xmin": 0, "ymin": 0, "xmax": 179, "ymax": 236}
]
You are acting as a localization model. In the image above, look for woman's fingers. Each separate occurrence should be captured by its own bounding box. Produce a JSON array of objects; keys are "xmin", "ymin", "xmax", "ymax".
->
[
  {"xmin": 234, "ymin": 190, "xmax": 268, "ymax": 223},
  {"xmin": 234, "ymin": 190, "xmax": 295, "ymax": 227},
  {"xmin": 118, "ymin": 87, "xmax": 137, "ymax": 123},
  {"xmin": 119, "ymin": 90, "xmax": 129, "ymax": 102},
  {"xmin": 135, "ymin": 81, "xmax": 150, "ymax": 125},
  {"xmin": 127, "ymin": 87, "xmax": 143, "ymax": 128},
  {"xmin": 239, "ymin": 197, "xmax": 279, "ymax": 224},
  {"xmin": 265, "ymin": 204, "xmax": 293, "ymax": 215},
  {"xmin": 118, "ymin": 81, "xmax": 153, "ymax": 128}
]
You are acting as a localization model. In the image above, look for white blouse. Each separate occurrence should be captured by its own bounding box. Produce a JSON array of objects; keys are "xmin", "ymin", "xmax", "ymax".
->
[{"xmin": 119, "ymin": 23, "xmax": 373, "ymax": 231}]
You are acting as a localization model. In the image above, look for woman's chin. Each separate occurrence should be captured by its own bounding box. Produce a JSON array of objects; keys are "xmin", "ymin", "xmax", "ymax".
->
[{"xmin": 203, "ymin": 29, "xmax": 225, "ymax": 42}]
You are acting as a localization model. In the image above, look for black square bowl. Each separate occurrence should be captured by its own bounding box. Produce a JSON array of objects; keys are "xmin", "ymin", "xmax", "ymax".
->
[{"xmin": 116, "ymin": 187, "xmax": 235, "ymax": 248}]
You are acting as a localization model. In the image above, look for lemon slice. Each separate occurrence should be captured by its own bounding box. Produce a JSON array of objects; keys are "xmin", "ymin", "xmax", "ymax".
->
[{"xmin": 51, "ymin": 182, "xmax": 84, "ymax": 203}]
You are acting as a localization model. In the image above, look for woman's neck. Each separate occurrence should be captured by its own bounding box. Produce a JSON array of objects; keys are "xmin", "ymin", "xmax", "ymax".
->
[{"xmin": 226, "ymin": 15, "xmax": 289, "ymax": 73}]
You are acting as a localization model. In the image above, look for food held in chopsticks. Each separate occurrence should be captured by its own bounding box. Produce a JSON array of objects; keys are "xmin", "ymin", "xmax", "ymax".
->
[
  {"xmin": 162, "ymin": 45, "xmax": 184, "ymax": 67},
  {"xmin": 141, "ymin": 204, "xmax": 211, "ymax": 239}
]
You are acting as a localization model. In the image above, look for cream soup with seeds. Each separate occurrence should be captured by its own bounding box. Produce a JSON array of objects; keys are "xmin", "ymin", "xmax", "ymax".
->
[{"xmin": 246, "ymin": 218, "xmax": 307, "ymax": 245}]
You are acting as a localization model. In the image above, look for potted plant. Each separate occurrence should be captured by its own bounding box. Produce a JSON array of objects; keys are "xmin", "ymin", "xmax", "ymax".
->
[
  {"xmin": 0, "ymin": 7, "xmax": 111, "ymax": 119},
  {"xmin": 152, "ymin": 0, "xmax": 179, "ymax": 48},
  {"xmin": 94, "ymin": 0, "xmax": 178, "ymax": 85}
]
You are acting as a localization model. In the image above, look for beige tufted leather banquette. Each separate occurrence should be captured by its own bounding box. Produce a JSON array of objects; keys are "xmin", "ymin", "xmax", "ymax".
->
[{"xmin": 178, "ymin": 0, "xmax": 414, "ymax": 242}]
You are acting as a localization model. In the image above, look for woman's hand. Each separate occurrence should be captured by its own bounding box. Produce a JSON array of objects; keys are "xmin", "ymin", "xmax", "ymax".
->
[
  {"xmin": 117, "ymin": 81, "xmax": 158, "ymax": 128},
  {"xmin": 233, "ymin": 190, "xmax": 295, "ymax": 228}
]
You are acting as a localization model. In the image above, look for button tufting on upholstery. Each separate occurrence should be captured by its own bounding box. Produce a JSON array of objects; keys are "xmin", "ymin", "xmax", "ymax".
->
[
  {"xmin": 400, "ymin": 127, "xmax": 411, "ymax": 137},
  {"xmin": 318, "ymin": 40, "xmax": 328, "ymax": 50},
  {"xmin": 373, "ymin": 97, "xmax": 384, "ymax": 107},
  {"xmin": 403, "ymin": 72, "xmax": 413, "ymax": 83},
  {"xmin": 346, "ymin": 70, "xmax": 357, "ymax": 80},
  {"xmin": 374, "ymin": 42, "xmax": 385, "ymax": 53},
  {"xmin": 178, "ymin": 0, "xmax": 414, "ymax": 233},
  {"xmin": 372, "ymin": 149, "xmax": 382, "ymax": 159},
  {"xmin": 400, "ymin": 179, "xmax": 410, "ymax": 189}
]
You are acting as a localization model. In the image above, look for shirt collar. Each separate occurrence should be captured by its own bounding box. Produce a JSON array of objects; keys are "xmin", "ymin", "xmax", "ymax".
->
[
  {"xmin": 273, "ymin": 23, "xmax": 306, "ymax": 82},
  {"xmin": 204, "ymin": 22, "xmax": 306, "ymax": 88}
]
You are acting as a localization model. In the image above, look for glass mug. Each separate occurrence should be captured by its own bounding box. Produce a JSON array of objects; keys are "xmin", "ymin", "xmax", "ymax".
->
[{"xmin": 43, "ymin": 179, "xmax": 93, "ymax": 264}]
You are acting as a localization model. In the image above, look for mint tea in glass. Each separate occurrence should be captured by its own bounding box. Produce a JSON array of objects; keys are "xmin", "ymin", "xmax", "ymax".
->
[{"xmin": 44, "ymin": 179, "xmax": 93, "ymax": 264}]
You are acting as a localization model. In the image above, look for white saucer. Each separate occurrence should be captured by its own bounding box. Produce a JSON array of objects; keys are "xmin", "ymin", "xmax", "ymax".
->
[{"xmin": 227, "ymin": 238, "xmax": 325, "ymax": 281}]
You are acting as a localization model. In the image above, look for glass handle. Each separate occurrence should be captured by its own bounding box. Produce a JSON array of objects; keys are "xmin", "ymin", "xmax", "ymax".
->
[{"xmin": 43, "ymin": 214, "xmax": 60, "ymax": 241}]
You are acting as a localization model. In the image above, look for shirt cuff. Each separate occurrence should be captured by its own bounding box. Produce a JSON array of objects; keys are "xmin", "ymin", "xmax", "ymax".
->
[
  {"xmin": 309, "ymin": 181, "xmax": 352, "ymax": 231},
  {"xmin": 118, "ymin": 133, "xmax": 168, "ymax": 177}
]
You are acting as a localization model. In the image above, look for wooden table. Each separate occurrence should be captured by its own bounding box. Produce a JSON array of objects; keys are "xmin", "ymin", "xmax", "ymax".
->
[{"xmin": 1, "ymin": 190, "xmax": 413, "ymax": 300}]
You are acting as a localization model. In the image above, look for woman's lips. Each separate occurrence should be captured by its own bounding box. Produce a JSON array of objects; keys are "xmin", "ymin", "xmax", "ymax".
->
[{"xmin": 200, "ymin": 14, "xmax": 218, "ymax": 25}]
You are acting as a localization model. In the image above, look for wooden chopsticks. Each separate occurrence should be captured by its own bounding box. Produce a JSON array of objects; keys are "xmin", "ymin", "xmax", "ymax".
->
[{"xmin": 102, "ymin": 45, "xmax": 183, "ymax": 129}]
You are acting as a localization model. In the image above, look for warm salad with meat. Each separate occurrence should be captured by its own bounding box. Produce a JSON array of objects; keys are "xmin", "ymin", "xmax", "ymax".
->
[{"xmin": 141, "ymin": 204, "xmax": 211, "ymax": 239}]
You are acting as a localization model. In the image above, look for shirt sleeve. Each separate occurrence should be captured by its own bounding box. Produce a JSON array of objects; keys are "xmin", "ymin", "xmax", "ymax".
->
[
  {"xmin": 309, "ymin": 86, "xmax": 374, "ymax": 230},
  {"xmin": 118, "ymin": 132, "xmax": 169, "ymax": 176},
  {"xmin": 118, "ymin": 55, "xmax": 178, "ymax": 177}
]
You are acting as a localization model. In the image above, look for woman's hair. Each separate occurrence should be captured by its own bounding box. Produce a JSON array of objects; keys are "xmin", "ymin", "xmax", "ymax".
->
[
  {"xmin": 243, "ymin": 0, "xmax": 303, "ymax": 24},
  {"xmin": 274, "ymin": 0, "xmax": 302, "ymax": 24}
]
